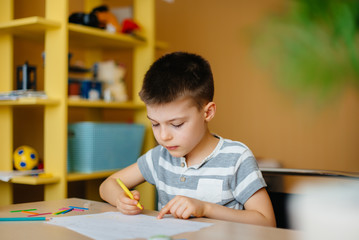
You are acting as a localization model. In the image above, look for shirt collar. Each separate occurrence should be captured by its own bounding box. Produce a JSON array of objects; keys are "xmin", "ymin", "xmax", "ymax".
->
[{"xmin": 184, "ymin": 135, "xmax": 224, "ymax": 170}]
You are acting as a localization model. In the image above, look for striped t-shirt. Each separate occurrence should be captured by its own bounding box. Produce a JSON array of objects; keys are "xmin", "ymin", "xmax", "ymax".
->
[{"xmin": 137, "ymin": 136, "xmax": 266, "ymax": 210}]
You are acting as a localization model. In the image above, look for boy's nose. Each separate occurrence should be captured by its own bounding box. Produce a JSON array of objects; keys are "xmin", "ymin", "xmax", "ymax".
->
[{"xmin": 160, "ymin": 127, "xmax": 172, "ymax": 141}]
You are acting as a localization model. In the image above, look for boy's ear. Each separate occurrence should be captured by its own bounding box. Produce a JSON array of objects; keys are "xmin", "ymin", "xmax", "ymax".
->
[{"xmin": 204, "ymin": 102, "xmax": 216, "ymax": 122}]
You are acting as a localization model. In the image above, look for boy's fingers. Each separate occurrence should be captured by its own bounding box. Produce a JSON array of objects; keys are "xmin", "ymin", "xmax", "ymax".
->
[
  {"xmin": 128, "ymin": 200, "xmax": 141, "ymax": 208},
  {"xmin": 157, "ymin": 200, "xmax": 175, "ymax": 219},
  {"xmin": 157, "ymin": 206, "xmax": 170, "ymax": 219},
  {"xmin": 118, "ymin": 194, "xmax": 140, "ymax": 208},
  {"xmin": 182, "ymin": 207, "xmax": 192, "ymax": 219},
  {"xmin": 157, "ymin": 198, "xmax": 176, "ymax": 219},
  {"xmin": 117, "ymin": 205, "xmax": 142, "ymax": 215},
  {"xmin": 131, "ymin": 190, "xmax": 140, "ymax": 200}
]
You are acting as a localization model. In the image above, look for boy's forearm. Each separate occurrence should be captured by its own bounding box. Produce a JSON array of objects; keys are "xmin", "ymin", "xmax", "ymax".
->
[
  {"xmin": 99, "ymin": 163, "xmax": 144, "ymax": 207},
  {"xmin": 99, "ymin": 177, "xmax": 121, "ymax": 206},
  {"xmin": 204, "ymin": 202, "xmax": 275, "ymax": 227}
]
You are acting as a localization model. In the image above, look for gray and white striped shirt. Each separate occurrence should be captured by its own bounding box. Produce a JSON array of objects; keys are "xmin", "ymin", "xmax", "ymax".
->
[{"xmin": 137, "ymin": 136, "xmax": 266, "ymax": 210}]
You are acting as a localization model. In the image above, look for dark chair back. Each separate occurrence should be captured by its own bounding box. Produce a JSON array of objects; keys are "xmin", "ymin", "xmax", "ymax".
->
[{"xmin": 268, "ymin": 191, "xmax": 300, "ymax": 229}]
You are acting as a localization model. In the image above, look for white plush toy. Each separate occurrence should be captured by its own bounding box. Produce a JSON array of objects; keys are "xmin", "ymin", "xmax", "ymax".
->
[{"xmin": 97, "ymin": 60, "xmax": 128, "ymax": 102}]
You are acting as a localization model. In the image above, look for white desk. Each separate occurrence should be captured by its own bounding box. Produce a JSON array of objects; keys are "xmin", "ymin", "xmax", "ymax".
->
[{"xmin": 0, "ymin": 198, "xmax": 301, "ymax": 240}]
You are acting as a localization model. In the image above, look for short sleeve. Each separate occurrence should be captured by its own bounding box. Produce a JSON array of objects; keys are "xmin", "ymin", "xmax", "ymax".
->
[
  {"xmin": 137, "ymin": 146, "xmax": 162, "ymax": 186},
  {"xmin": 232, "ymin": 149, "xmax": 266, "ymax": 205}
]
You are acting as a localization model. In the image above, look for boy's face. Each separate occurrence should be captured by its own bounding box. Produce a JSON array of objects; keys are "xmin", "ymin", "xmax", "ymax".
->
[{"xmin": 146, "ymin": 97, "xmax": 209, "ymax": 159}]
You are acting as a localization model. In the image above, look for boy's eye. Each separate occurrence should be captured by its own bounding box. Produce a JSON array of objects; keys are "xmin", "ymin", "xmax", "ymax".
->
[
  {"xmin": 151, "ymin": 123, "xmax": 159, "ymax": 127},
  {"xmin": 172, "ymin": 123, "xmax": 184, "ymax": 128}
]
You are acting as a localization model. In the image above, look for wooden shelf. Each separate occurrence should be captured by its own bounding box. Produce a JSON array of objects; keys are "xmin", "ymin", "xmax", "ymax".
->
[
  {"xmin": 11, "ymin": 175, "xmax": 60, "ymax": 185},
  {"xmin": 67, "ymin": 170, "xmax": 118, "ymax": 182},
  {"xmin": 67, "ymin": 99, "xmax": 145, "ymax": 109},
  {"xmin": 0, "ymin": 16, "xmax": 60, "ymax": 41},
  {"xmin": 0, "ymin": 98, "xmax": 60, "ymax": 106},
  {"xmin": 68, "ymin": 23, "xmax": 145, "ymax": 49},
  {"xmin": 8, "ymin": 170, "xmax": 116, "ymax": 185}
]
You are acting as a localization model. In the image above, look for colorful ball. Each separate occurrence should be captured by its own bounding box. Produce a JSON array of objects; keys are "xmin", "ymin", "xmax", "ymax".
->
[{"xmin": 13, "ymin": 145, "xmax": 39, "ymax": 171}]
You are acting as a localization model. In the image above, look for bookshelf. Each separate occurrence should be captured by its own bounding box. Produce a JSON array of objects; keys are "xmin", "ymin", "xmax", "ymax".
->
[{"xmin": 0, "ymin": 0, "xmax": 158, "ymax": 209}]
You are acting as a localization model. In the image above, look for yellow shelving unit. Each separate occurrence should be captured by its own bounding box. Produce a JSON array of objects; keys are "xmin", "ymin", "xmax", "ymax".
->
[
  {"xmin": 67, "ymin": 170, "xmax": 118, "ymax": 182},
  {"xmin": 67, "ymin": 99, "xmax": 145, "ymax": 109},
  {"xmin": 11, "ymin": 175, "xmax": 61, "ymax": 185},
  {"xmin": 69, "ymin": 23, "xmax": 145, "ymax": 49},
  {"xmin": 0, "ymin": 16, "xmax": 60, "ymax": 41},
  {"xmin": 0, "ymin": 98, "xmax": 59, "ymax": 106},
  {"xmin": 0, "ymin": 0, "xmax": 157, "ymax": 209}
]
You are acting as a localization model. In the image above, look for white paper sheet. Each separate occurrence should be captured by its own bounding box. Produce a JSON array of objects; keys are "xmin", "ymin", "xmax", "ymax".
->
[{"xmin": 46, "ymin": 211, "xmax": 213, "ymax": 240}]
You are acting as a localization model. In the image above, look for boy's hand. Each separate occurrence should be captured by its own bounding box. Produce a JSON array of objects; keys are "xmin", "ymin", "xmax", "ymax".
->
[
  {"xmin": 115, "ymin": 190, "xmax": 143, "ymax": 215},
  {"xmin": 157, "ymin": 195, "xmax": 206, "ymax": 219}
]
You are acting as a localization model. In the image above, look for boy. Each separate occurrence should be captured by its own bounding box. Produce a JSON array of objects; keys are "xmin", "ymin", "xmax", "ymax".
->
[{"xmin": 99, "ymin": 52, "xmax": 276, "ymax": 227}]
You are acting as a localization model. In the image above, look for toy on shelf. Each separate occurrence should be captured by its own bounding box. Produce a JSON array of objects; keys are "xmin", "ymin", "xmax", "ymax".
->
[
  {"xmin": 96, "ymin": 60, "xmax": 128, "ymax": 102},
  {"xmin": 68, "ymin": 7, "xmax": 100, "ymax": 28},
  {"xmin": 93, "ymin": 5, "xmax": 122, "ymax": 33},
  {"xmin": 0, "ymin": 61, "xmax": 47, "ymax": 101},
  {"xmin": 13, "ymin": 146, "xmax": 39, "ymax": 171},
  {"xmin": 16, "ymin": 62, "xmax": 37, "ymax": 91},
  {"xmin": 67, "ymin": 53, "xmax": 102, "ymax": 101},
  {"xmin": 68, "ymin": 78, "xmax": 102, "ymax": 101},
  {"xmin": 69, "ymin": 5, "xmax": 143, "ymax": 39}
]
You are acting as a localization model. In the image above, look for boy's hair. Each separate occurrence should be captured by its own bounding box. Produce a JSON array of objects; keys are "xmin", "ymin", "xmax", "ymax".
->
[{"xmin": 139, "ymin": 52, "xmax": 214, "ymax": 109}]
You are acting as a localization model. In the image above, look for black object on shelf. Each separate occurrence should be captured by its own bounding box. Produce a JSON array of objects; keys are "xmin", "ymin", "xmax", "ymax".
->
[
  {"xmin": 68, "ymin": 65, "xmax": 92, "ymax": 73},
  {"xmin": 16, "ymin": 62, "xmax": 37, "ymax": 91}
]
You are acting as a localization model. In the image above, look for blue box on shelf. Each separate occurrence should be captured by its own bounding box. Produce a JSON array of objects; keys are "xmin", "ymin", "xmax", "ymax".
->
[
  {"xmin": 67, "ymin": 122, "xmax": 145, "ymax": 173},
  {"xmin": 80, "ymin": 80, "xmax": 102, "ymax": 99},
  {"xmin": 68, "ymin": 78, "xmax": 102, "ymax": 99}
]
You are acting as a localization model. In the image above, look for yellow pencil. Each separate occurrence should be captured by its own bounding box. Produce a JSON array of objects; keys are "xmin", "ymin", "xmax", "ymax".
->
[{"xmin": 116, "ymin": 178, "xmax": 143, "ymax": 210}]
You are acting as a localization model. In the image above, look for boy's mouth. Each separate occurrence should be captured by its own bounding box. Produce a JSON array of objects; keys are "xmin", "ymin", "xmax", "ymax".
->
[{"xmin": 166, "ymin": 146, "xmax": 178, "ymax": 151}]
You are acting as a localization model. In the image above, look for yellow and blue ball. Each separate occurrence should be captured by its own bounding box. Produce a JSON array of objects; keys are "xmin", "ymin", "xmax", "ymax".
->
[{"xmin": 13, "ymin": 146, "xmax": 39, "ymax": 171}]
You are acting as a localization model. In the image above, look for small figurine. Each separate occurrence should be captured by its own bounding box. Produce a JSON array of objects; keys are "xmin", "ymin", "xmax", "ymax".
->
[{"xmin": 16, "ymin": 62, "xmax": 37, "ymax": 91}]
